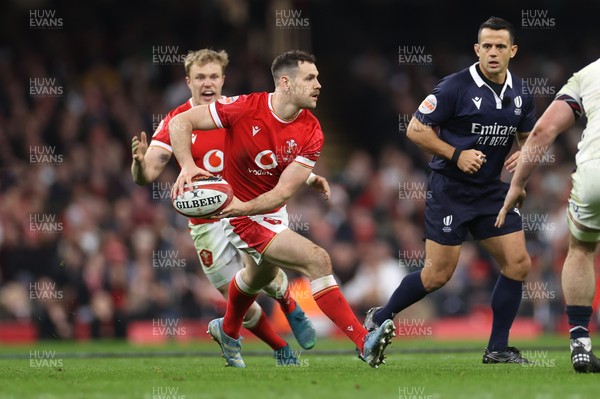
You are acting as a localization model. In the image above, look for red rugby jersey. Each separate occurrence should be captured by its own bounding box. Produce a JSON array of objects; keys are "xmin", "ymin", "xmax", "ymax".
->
[
  {"xmin": 151, "ymin": 98, "xmax": 225, "ymax": 225},
  {"xmin": 208, "ymin": 92, "xmax": 323, "ymax": 211}
]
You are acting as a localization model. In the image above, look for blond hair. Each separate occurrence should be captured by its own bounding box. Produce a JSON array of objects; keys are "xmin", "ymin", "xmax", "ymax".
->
[{"xmin": 184, "ymin": 49, "xmax": 229, "ymax": 76}]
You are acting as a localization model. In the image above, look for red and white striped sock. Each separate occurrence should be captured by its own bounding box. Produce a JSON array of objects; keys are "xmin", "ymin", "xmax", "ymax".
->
[
  {"xmin": 222, "ymin": 271, "xmax": 260, "ymax": 339},
  {"xmin": 244, "ymin": 305, "xmax": 287, "ymax": 350},
  {"xmin": 311, "ymin": 275, "xmax": 368, "ymax": 351}
]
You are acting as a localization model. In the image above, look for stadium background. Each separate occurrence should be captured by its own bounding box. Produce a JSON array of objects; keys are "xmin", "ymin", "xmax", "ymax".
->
[{"xmin": 1, "ymin": 0, "xmax": 600, "ymax": 343}]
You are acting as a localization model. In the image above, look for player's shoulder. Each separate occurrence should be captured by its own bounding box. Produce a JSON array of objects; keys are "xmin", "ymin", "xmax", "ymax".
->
[
  {"xmin": 442, "ymin": 67, "xmax": 472, "ymax": 86},
  {"xmin": 432, "ymin": 67, "xmax": 472, "ymax": 96},
  {"xmin": 168, "ymin": 99, "xmax": 194, "ymax": 118},
  {"xmin": 576, "ymin": 58, "xmax": 600, "ymax": 79},
  {"xmin": 217, "ymin": 92, "xmax": 266, "ymax": 105},
  {"xmin": 299, "ymin": 109, "xmax": 323, "ymax": 132}
]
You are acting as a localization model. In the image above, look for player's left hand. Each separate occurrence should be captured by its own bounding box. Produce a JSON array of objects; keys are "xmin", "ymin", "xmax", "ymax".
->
[
  {"xmin": 504, "ymin": 151, "xmax": 520, "ymax": 173},
  {"xmin": 172, "ymin": 164, "xmax": 213, "ymax": 198},
  {"xmin": 308, "ymin": 174, "xmax": 331, "ymax": 200},
  {"xmin": 131, "ymin": 131, "xmax": 148, "ymax": 163},
  {"xmin": 495, "ymin": 185, "xmax": 526, "ymax": 228},
  {"xmin": 211, "ymin": 196, "xmax": 250, "ymax": 219}
]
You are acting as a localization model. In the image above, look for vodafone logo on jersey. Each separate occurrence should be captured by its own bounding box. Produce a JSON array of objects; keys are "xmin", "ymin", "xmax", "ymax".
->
[
  {"xmin": 203, "ymin": 149, "xmax": 224, "ymax": 173},
  {"xmin": 254, "ymin": 150, "xmax": 278, "ymax": 170}
]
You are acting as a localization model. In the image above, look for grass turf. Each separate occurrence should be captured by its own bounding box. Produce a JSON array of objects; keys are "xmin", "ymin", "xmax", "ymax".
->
[{"xmin": 0, "ymin": 336, "xmax": 597, "ymax": 399}]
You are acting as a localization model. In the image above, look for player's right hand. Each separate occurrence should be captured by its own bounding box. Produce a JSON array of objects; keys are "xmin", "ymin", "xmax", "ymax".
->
[
  {"xmin": 495, "ymin": 185, "xmax": 526, "ymax": 228},
  {"xmin": 308, "ymin": 174, "xmax": 331, "ymax": 200},
  {"xmin": 210, "ymin": 196, "xmax": 250, "ymax": 219},
  {"xmin": 172, "ymin": 164, "xmax": 213, "ymax": 198},
  {"xmin": 132, "ymin": 132, "xmax": 148, "ymax": 163},
  {"xmin": 457, "ymin": 149, "xmax": 486, "ymax": 174}
]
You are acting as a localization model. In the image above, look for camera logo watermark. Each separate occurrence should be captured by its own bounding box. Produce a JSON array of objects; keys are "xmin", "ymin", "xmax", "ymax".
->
[
  {"xmin": 399, "ymin": 181, "xmax": 431, "ymax": 202},
  {"xmin": 30, "ymin": 146, "xmax": 63, "ymax": 165},
  {"xmin": 399, "ymin": 45, "xmax": 433, "ymax": 66},
  {"xmin": 30, "ymin": 281, "xmax": 64, "ymax": 301},
  {"xmin": 29, "ymin": 10, "xmax": 63, "ymax": 29},
  {"xmin": 29, "ymin": 78, "xmax": 63, "ymax": 97},
  {"xmin": 399, "ymin": 250, "xmax": 431, "ymax": 270},
  {"xmin": 275, "ymin": 9, "xmax": 310, "ymax": 29},
  {"xmin": 399, "ymin": 113, "xmax": 413, "ymax": 132},
  {"xmin": 399, "ymin": 386, "xmax": 434, "ymax": 399},
  {"xmin": 148, "ymin": 386, "xmax": 186, "ymax": 399},
  {"xmin": 29, "ymin": 214, "xmax": 63, "ymax": 233},
  {"xmin": 396, "ymin": 319, "xmax": 433, "ymax": 337},
  {"xmin": 30, "ymin": 350, "xmax": 63, "ymax": 368},
  {"xmin": 153, "ymin": 114, "xmax": 167, "ymax": 132},
  {"xmin": 288, "ymin": 213, "xmax": 310, "ymax": 232},
  {"xmin": 521, "ymin": 350, "xmax": 556, "ymax": 367},
  {"xmin": 522, "ymin": 281, "xmax": 557, "ymax": 302},
  {"xmin": 152, "ymin": 250, "xmax": 187, "ymax": 268},
  {"xmin": 272, "ymin": 280, "xmax": 311, "ymax": 301},
  {"xmin": 153, "ymin": 46, "xmax": 186, "ymax": 66},
  {"xmin": 521, "ymin": 10, "xmax": 556, "ymax": 29},
  {"xmin": 152, "ymin": 319, "xmax": 187, "ymax": 337},
  {"xmin": 520, "ymin": 145, "xmax": 556, "ymax": 166},
  {"xmin": 522, "ymin": 213, "xmax": 555, "ymax": 234},
  {"xmin": 522, "ymin": 78, "xmax": 556, "ymax": 98},
  {"xmin": 152, "ymin": 182, "xmax": 173, "ymax": 202},
  {"xmin": 275, "ymin": 349, "xmax": 309, "ymax": 367}
]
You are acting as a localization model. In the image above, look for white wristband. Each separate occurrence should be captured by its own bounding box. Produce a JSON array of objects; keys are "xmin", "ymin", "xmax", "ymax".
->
[{"xmin": 306, "ymin": 172, "xmax": 317, "ymax": 185}]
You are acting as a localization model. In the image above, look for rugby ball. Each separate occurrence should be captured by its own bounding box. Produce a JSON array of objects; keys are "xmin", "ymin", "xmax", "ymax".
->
[{"xmin": 171, "ymin": 177, "xmax": 233, "ymax": 218}]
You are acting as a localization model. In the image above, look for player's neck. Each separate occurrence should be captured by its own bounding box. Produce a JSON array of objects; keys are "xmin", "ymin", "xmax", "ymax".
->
[
  {"xmin": 477, "ymin": 64, "xmax": 506, "ymax": 85},
  {"xmin": 271, "ymin": 92, "xmax": 302, "ymax": 121}
]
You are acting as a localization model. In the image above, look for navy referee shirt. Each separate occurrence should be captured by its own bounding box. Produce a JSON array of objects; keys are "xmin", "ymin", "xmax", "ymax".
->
[{"xmin": 414, "ymin": 63, "xmax": 536, "ymax": 185}]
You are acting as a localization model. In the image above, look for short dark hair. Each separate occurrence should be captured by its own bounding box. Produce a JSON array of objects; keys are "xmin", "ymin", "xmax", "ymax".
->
[
  {"xmin": 478, "ymin": 16, "xmax": 515, "ymax": 44},
  {"xmin": 271, "ymin": 50, "xmax": 316, "ymax": 83}
]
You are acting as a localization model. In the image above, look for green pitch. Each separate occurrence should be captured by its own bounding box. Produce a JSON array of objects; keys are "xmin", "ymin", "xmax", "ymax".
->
[{"xmin": 0, "ymin": 335, "xmax": 597, "ymax": 399}]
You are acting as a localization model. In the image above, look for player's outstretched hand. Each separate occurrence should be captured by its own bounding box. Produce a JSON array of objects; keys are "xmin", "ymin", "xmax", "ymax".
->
[
  {"xmin": 308, "ymin": 174, "xmax": 331, "ymax": 200},
  {"xmin": 132, "ymin": 131, "xmax": 148, "ymax": 163},
  {"xmin": 172, "ymin": 164, "xmax": 213, "ymax": 198},
  {"xmin": 504, "ymin": 150, "xmax": 520, "ymax": 173},
  {"xmin": 457, "ymin": 149, "xmax": 486, "ymax": 174},
  {"xmin": 211, "ymin": 196, "xmax": 249, "ymax": 219},
  {"xmin": 495, "ymin": 185, "xmax": 526, "ymax": 228}
]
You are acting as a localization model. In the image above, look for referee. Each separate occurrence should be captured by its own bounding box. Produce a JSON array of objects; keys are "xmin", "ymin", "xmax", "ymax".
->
[{"xmin": 365, "ymin": 17, "xmax": 536, "ymax": 364}]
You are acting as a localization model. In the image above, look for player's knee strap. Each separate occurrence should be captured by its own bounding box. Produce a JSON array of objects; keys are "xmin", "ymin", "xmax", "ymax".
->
[
  {"xmin": 262, "ymin": 268, "xmax": 288, "ymax": 298},
  {"xmin": 242, "ymin": 302, "xmax": 262, "ymax": 328},
  {"xmin": 567, "ymin": 214, "xmax": 600, "ymax": 243}
]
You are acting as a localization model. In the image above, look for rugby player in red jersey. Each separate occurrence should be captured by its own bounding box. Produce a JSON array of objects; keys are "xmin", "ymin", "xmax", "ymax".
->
[
  {"xmin": 170, "ymin": 50, "xmax": 395, "ymax": 368},
  {"xmin": 132, "ymin": 49, "xmax": 326, "ymax": 365}
]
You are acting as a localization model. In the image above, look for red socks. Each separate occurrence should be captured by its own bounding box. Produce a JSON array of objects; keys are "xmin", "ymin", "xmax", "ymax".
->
[
  {"xmin": 276, "ymin": 288, "xmax": 297, "ymax": 314},
  {"xmin": 222, "ymin": 274, "xmax": 259, "ymax": 339},
  {"xmin": 246, "ymin": 311, "xmax": 287, "ymax": 350},
  {"xmin": 311, "ymin": 275, "xmax": 368, "ymax": 351}
]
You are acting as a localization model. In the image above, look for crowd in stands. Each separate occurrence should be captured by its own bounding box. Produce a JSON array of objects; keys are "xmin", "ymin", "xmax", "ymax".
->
[{"xmin": 1, "ymin": 0, "xmax": 599, "ymax": 339}]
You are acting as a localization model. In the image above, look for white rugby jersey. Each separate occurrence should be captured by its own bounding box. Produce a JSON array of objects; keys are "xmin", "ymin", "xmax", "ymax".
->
[{"xmin": 556, "ymin": 59, "xmax": 600, "ymax": 165}]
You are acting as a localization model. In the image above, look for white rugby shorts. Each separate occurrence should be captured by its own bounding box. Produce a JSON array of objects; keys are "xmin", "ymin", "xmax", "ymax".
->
[
  {"xmin": 189, "ymin": 221, "xmax": 243, "ymax": 288},
  {"xmin": 567, "ymin": 159, "xmax": 600, "ymax": 242}
]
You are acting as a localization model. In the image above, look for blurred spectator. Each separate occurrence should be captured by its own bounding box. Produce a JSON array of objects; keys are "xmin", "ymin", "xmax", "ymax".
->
[
  {"xmin": 1, "ymin": 0, "xmax": 599, "ymax": 340},
  {"xmin": 343, "ymin": 240, "xmax": 405, "ymax": 313}
]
